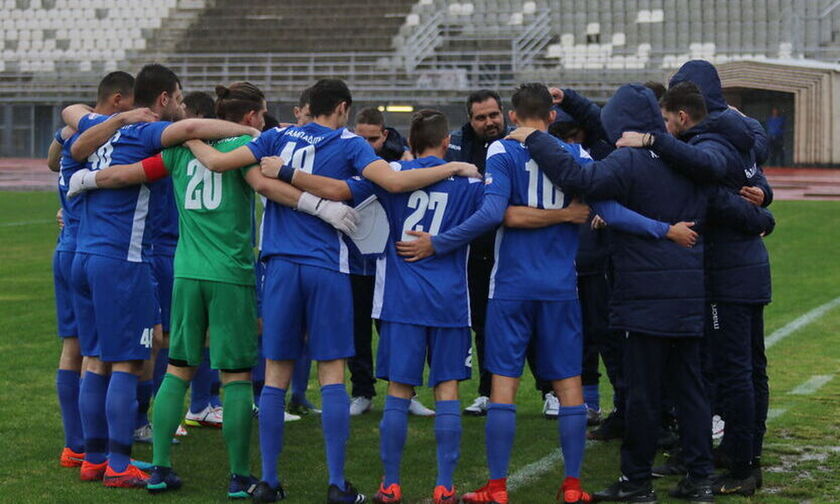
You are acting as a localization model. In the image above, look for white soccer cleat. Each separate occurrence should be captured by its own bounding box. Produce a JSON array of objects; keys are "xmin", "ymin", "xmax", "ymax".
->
[
  {"xmin": 408, "ymin": 397, "xmax": 435, "ymax": 417},
  {"xmin": 175, "ymin": 424, "xmax": 188, "ymax": 437},
  {"xmin": 464, "ymin": 395, "xmax": 490, "ymax": 416},
  {"xmin": 134, "ymin": 423, "xmax": 153, "ymax": 444},
  {"xmin": 184, "ymin": 404, "xmax": 223, "ymax": 428},
  {"xmin": 349, "ymin": 396, "xmax": 373, "ymax": 416},
  {"xmin": 712, "ymin": 414, "xmax": 725, "ymax": 441},
  {"xmin": 543, "ymin": 392, "xmax": 560, "ymax": 419},
  {"xmin": 284, "ymin": 411, "xmax": 302, "ymax": 422}
]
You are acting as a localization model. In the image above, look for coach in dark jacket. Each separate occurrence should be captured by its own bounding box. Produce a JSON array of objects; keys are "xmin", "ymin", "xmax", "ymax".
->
[{"xmin": 514, "ymin": 83, "xmax": 775, "ymax": 502}]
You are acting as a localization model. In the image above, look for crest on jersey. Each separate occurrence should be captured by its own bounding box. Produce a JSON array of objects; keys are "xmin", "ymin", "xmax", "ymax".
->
[{"xmin": 744, "ymin": 163, "xmax": 758, "ymax": 179}]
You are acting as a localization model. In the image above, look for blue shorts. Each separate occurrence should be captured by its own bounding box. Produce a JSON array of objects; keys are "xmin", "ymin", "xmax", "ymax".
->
[
  {"xmin": 71, "ymin": 253, "xmax": 155, "ymax": 362},
  {"xmin": 151, "ymin": 253, "xmax": 175, "ymax": 332},
  {"xmin": 261, "ymin": 258, "xmax": 354, "ymax": 362},
  {"xmin": 53, "ymin": 250, "xmax": 77, "ymax": 338},
  {"xmin": 485, "ymin": 298, "xmax": 582, "ymax": 381},
  {"xmin": 376, "ymin": 321, "xmax": 472, "ymax": 387}
]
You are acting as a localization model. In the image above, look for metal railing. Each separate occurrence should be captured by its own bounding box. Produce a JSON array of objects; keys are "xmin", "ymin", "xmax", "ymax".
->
[
  {"xmin": 401, "ymin": 11, "xmax": 444, "ymax": 72},
  {"xmin": 512, "ymin": 10, "xmax": 552, "ymax": 73}
]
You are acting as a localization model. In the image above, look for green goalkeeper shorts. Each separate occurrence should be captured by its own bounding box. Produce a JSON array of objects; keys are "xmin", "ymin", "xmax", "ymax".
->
[{"xmin": 169, "ymin": 278, "xmax": 258, "ymax": 371}]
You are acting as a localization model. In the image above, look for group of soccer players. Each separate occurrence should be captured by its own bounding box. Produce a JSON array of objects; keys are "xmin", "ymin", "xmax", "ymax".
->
[{"xmin": 49, "ymin": 58, "xmax": 774, "ymax": 504}]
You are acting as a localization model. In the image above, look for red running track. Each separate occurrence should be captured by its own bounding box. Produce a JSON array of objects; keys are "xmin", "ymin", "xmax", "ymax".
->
[{"xmin": 2, "ymin": 158, "xmax": 839, "ymax": 201}]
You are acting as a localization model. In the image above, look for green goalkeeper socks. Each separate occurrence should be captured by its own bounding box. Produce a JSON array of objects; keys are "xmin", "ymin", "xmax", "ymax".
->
[
  {"xmin": 222, "ymin": 380, "xmax": 254, "ymax": 476},
  {"xmin": 152, "ymin": 373, "xmax": 189, "ymax": 468}
]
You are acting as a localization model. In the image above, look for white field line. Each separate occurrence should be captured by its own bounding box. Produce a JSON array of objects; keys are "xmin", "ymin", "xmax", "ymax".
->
[
  {"xmin": 788, "ymin": 375, "xmax": 835, "ymax": 395},
  {"xmin": 0, "ymin": 219, "xmax": 53, "ymax": 227},
  {"xmin": 767, "ymin": 408, "xmax": 788, "ymax": 421},
  {"xmin": 765, "ymin": 297, "xmax": 840, "ymax": 349}
]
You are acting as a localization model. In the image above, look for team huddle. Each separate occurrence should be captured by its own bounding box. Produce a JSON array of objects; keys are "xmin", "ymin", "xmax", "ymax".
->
[{"xmin": 49, "ymin": 59, "xmax": 774, "ymax": 504}]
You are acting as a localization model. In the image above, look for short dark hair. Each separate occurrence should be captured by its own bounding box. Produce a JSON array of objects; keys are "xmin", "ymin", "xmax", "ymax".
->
[
  {"xmin": 308, "ymin": 79, "xmax": 353, "ymax": 117},
  {"xmin": 96, "ymin": 71, "xmax": 134, "ymax": 104},
  {"xmin": 298, "ymin": 86, "xmax": 312, "ymax": 108},
  {"xmin": 355, "ymin": 107, "xmax": 385, "ymax": 128},
  {"xmin": 548, "ymin": 121, "xmax": 582, "ymax": 143},
  {"xmin": 466, "ymin": 89, "xmax": 502, "ymax": 117},
  {"xmin": 183, "ymin": 91, "xmax": 216, "ymax": 119},
  {"xmin": 214, "ymin": 81, "xmax": 265, "ymax": 122},
  {"xmin": 133, "ymin": 64, "xmax": 181, "ymax": 107},
  {"xmin": 409, "ymin": 109, "xmax": 449, "ymax": 157},
  {"xmin": 660, "ymin": 81, "xmax": 707, "ymax": 123},
  {"xmin": 263, "ymin": 113, "xmax": 279, "ymax": 132},
  {"xmin": 644, "ymin": 81, "xmax": 667, "ymax": 100},
  {"xmin": 511, "ymin": 83, "xmax": 553, "ymax": 121}
]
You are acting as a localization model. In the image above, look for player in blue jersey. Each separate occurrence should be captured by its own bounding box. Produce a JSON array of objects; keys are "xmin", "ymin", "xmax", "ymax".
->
[
  {"xmin": 186, "ymin": 79, "xmax": 479, "ymax": 504},
  {"xmin": 396, "ymin": 84, "xmax": 594, "ymax": 504},
  {"xmin": 60, "ymin": 63, "xmax": 262, "ymax": 489},
  {"xmin": 50, "ymin": 71, "xmax": 139, "ymax": 470}
]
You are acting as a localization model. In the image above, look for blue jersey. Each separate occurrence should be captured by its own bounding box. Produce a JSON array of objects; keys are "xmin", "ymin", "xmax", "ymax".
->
[
  {"xmin": 149, "ymin": 177, "xmax": 179, "ymax": 256},
  {"xmin": 246, "ymin": 122, "xmax": 381, "ymax": 272},
  {"xmin": 485, "ymin": 138, "xmax": 592, "ymax": 301},
  {"xmin": 362, "ymin": 156, "xmax": 484, "ymax": 327},
  {"xmin": 75, "ymin": 114, "xmax": 172, "ymax": 263},
  {"xmin": 56, "ymin": 130, "xmax": 84, "ymax": 253}
]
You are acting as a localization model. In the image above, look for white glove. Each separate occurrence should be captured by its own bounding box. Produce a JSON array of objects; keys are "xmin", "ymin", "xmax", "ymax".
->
[
  {"xmin": 296, "ymin": 192, "xmax": 359, "ymax": 234},
  {"xmin": 67, "ymin": 168, "xmax": 98, "ymax": 198}
]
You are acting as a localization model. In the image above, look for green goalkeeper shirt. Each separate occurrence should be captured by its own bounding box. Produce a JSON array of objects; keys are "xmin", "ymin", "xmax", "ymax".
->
[{"xmin": 161, "ymin": 135, "xmax": 257, "ymax": 286}]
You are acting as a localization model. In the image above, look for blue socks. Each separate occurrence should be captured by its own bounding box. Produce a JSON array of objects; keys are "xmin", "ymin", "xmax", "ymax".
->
[
  {"xmin": 434, "ymin": 400, "xmax": 462, "ymax": 489},
  {"xmin": 136, "ymin": 380, "xmax": 153, "ymax": 429},
  {"xmin": 105, "ymin": 371, "xmax": 138, "ymax": 472},
  {"xmin": 380, "ymin": 395, "xmax": 410, "ymax": 486},
  {"xmin": 56, "ymin": 369, "xmax": 84, "ymax": 453},
  {"xmin": 258, "ymin": 386, "xmax": 286, "ymax": 487},
  {"xmin": 210, "ymin": 370, "xmax": 222, "ymax": 408},
  {"xmin": 291, "ymin": 352, "xmax": 312, "ymax": 404},
  {"xmin": 558, "ymin": 405, "xmax": 588, "ymax": 478},
  {"xmin": 487, "ymin": 403, "xmax": 516, "ymax": 480},
  {"xmin": 153, "ymin": 348, "xmax": 168, "ymax": 394},
  {"xmin": 321, "ymin": 383, "xmax": 350, "ymax": 488},
  {"xmin": 583, "ymin": 384, "xmax": 600, "ymax": 412},
  {"xmin": 79, "ymin": 371, "xmax": 109, "ymax": 464},
  {"xmin": 191, "ymin": 350, "xmax": 213, "ymax": 414}
]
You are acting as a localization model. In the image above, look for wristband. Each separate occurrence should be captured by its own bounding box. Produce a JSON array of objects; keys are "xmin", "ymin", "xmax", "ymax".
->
[
  {"xmin": 141, "ymin": 154, "xmax": 168, "ymax": 182},
  {"xmin": 277, "ymin": 164, "xmax": 296, "ymax": 184},
  {"xmin": 54, "ymin": 128, "xmax": 66, "ymax": 145}
]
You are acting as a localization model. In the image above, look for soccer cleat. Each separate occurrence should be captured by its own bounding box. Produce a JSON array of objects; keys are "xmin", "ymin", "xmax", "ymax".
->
[
  {"xmin": 251, "ymin": 480, "xmax": 287, "ymax": 502},
  {"xmin": 184, "ymin": 404, "xmax": 223, "ymax": 428},
  {"xmin": 559, "ymin": 477, "xmax": 592, "ymax": 504},
  {"xmin": 133, "ymin": 423, "xmax": 180, "ymax": 445},
  {"xmin": 543, "ymin": 392, "xmax": 560, "ymax": 419},
  {"xmin": 146, "ymin": 466, "xmax": 182, "ymax": 494},
  {"xmin": 462, "ymin": 480, "xmax": 508, "ymax": 504},
  {"xmin": 227, "ymin": 473, "xmax": 259, "ymax": 499},
  {"xmin": 668, "ymin": 476, "xmax": 713, "ymax": 503},
  {"xmin": 711, "ymin": 415, "xmax": 725, "ymax": 441},
  {"xmin": 349, "ymin": 396, "xmax": 373, "ymax": 416},
  {"xmin": 284, "ymin": 411, "xmax": 302, "ymax": 422},
  {"xmin": 327, "ymin": 480, "xmax": 366, "ymax": 503},
  {"xmin": 587, "ymin": 411, "xmax": 624, "ymax": 441},
  {"xmin": 372, "ymin": 482, "xmax": 402, "ymax": 503},
  {"xmin": 710, "ymin": 471, "xmax": 757, "ymax": 496},
  {"xmin": 409, "ymin": 397, "xmax": 435, "ymax": 417},
  {"xmin": 652, "ymin": 449, "xmax": 686, "ymax": 478},
  {"xmin": 433, "ymin": 485, "xmax": 458, "ymax": 503},
  {"xmin": 103, "ymin": 463, "xmax": 150, "ymax": 488},
  {"xmin": 288, "ymin": 396, "xmax": 322, "ymax": 416},
  {"xmin": 79, "ymin": 460, "xmax": 108, "ymax": 481},
  {"xmin": 60, "ymin": 447, "xmax": 85, "ymax": 468},
  {"xmin": 175, "ymin": 424, "xmax": 188, "ymax": 437},
  {"xmin": 592, "ymin": 476, "xmax": 656, "ymax": 503},
  {"xmin": 752, "ymin": 463, "xmax": 763, "ymax": 489},
  {"xmin": 586, "ymin": 407, "xmax": 602, "ymax": 426},
  {"xmin": 463, "ymin": 396, "xmax": 490, "ymax": 417}
]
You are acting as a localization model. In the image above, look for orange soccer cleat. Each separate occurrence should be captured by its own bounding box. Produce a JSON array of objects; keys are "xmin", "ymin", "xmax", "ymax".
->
[
  {"xmin": 79, "ymin": 460, "xmax": 108, "ymax": 481},
  {"xmin": 372, "ymin": 481, "xmax": 403, "ymax": 503},
  {"xmin": 433, "ymin": 484, "xmax": 459, "ymax": 503},
  {"xmin": 462, "ymin": 479, "xmax": 508, "ymax": 504},
  {"xmin": 559, "ymin": 477, "xmax": 592, "ymax": 504},
  {"xmin": 102, "ymin": 463, "xmax": 150, "ymax": 488},
  {"xmin": 60, "ymin": 447, "xmax": 85, "ymax": 468}
]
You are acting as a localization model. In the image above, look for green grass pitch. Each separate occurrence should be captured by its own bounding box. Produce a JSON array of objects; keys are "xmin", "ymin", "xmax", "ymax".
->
[{"xmin": 1, "ymin": 192, "xmax": 838, "ymax": 503}]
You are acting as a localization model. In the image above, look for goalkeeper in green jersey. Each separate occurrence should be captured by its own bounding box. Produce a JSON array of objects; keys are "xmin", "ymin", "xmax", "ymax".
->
[{"xmin": 67, "ymin": 81, "xmax": 359, "ymax": 498}]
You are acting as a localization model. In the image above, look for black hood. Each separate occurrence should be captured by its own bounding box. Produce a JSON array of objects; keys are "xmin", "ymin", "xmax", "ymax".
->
[{"xmin": 601, "ymin": 83, "xmax": 666, "ymax": 144}]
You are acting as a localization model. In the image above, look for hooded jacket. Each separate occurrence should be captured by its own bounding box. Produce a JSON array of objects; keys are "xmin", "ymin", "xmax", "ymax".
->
[
  {"xmin": 668, "ymin": 60, "xmax": 773, "ymax": 304},
  {"xmin": 379, "ymin": 126, "xmax": 410, "ymax": 162},
  {"xmin": 522, "ymin": 84, "xmax": 774, "ymax": 337}
]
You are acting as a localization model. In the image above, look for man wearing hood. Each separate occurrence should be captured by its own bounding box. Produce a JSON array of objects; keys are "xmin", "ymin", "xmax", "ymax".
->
[
  {"xmin": 619, "ymin": 60, "xmax": 774, "ymax": 496},
  {"xmin": 493, "ymin": 83, "xmax": 774, "ymax": 503}
]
